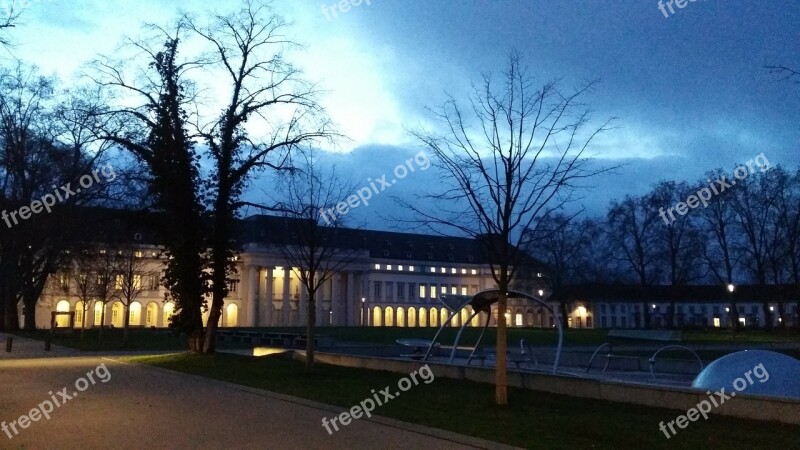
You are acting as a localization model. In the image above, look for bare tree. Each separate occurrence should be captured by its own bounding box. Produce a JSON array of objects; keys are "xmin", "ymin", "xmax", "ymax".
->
[
  {"xmin": 0, "ymin": 64, "xmax": 113, "ymax": 331},
  {"xmin": 183, "ymin": 1, "xmax": 337, "ymax": 354},
  {"xmin": 269, "ymin": 150, "xmax": 358, "ymax": 372},
  {"xmin": 649, "ymin": 181, "xmax": 703, "ymax": 327},
  {"xmin": 92, "ymin": 247, "xmax": 118, "ymax": 342},
  {"xmin": 401, "ymin": 53, "xmax": 612, "ymax": 405},
  {"xmin": 697, "ymin": 170, "xmax": 742, "ymax": 328},
  {"xmin": 523, "ymin": 212, "xmax": 590, "ymax": 328},
  {"xmin": 113, "ymin": 246, "xmax": 155, "ymax": 346},
  {"xmin": 70, "ymin": 249, "xmax": 97, "ymax": 342},
  {"xmin": 730, "ymin": 169, "xmax": 779, "ymax": 329},
  {"xmin": 606, "ymin": 195, "xmax": 661, "ymax": 328}
]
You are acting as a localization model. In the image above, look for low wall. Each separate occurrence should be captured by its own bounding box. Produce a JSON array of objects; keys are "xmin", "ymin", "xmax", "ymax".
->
[{"xmin": 309, "ymin": 351, "xmax": 800, "ymax": 425}]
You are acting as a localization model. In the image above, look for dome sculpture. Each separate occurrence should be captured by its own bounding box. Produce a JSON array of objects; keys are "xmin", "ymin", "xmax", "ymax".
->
[{"xmin": 692, "ymin": 350, "xmax": 800, "ymax": 400}]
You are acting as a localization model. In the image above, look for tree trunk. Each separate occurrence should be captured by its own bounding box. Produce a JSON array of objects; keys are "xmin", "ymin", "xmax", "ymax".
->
[
  {"xmin": 123, "ymin": 304, "xmax": 130, "ymax": 347},
  {"xmin": 203, "ymin": 310, "xmax": 220, "ymax": 354},
  {"xmin": 495, "ymin": 290, "xmax": 508, "ymax": 406},
  {"xmin": 98, "ymin": 304, "xmax": 105, "ymax": 341},
  {"xmin": 559, "ymin": 302, "xmax": 569, "ymax": 329},
  {"xmin": 306, "ymin": 291, "xmax": 316, "ymax": 373},
  {"xmin": 23, "ymin": 301, "xmax": 35, "ymax": 330},
  {"xmin": 80, "ymin": 307, "xmax": 87, "ymax": 341}
]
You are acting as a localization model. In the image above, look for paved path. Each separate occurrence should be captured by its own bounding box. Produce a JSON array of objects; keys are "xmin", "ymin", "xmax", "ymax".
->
[{"xmin": 0, "ymin": 337, "xmax": 511, "ymax": 450}]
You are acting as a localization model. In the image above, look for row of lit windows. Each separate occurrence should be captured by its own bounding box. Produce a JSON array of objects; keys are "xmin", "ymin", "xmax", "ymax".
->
[
  {"xmin": 372, "ymin": 281, "xmax": 479, "ymax": 300},
  {"xmin": 373, "ymin": 264, "xmax": 417, "ymax": 272},
  {"xmin": 373, "ymin": 264, "xmax": 479, "ymax": 275}
]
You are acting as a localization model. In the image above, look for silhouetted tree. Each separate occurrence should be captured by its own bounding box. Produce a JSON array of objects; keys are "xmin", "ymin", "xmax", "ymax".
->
[{"xmin": 403, "ymin": 53, "xmax": 612, "ymax": 404}]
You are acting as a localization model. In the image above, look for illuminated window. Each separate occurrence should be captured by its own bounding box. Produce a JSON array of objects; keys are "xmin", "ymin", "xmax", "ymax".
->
[
  {"xmin": 451, "ymin": 268, "xmax": 457, "ymax": 274},
  {"xmin": 451, "ymin": 285, "xmax": 457, "ymax": 294},
  {"xmin": 471, "ymin": 269, "xmax": 477, "ymax": 275},
  {"xmin": 419, "ymin": 284, "xmax": 427, "ymax": 299},
  {"xmin": 386, "ymin": 265, "xmax": 392, "ymax": 271},
  {"xmin": 398, "ymin": 265, "xmax": 404, "ymax": 271},
  {"xmin": 713, "ymin": 317, "xmax": 721, "ymax": 328},
  {"xmin": 115, "ymin": 275, "xmax": 124, "ymax": 290},
  {"xmin": 461, "ymin": 286, "xmax": 468, "ymax": 295},
  {"xmin": 409, "ymin": 266, "xmax": 415, "ymax": 272},
  {"xmin": 430, "ymin": 267, "xmax": 436, "ymax": 273},
  {"xmin": 134, "ymin": 251, "xmax": 143, "ymax": 258},
  {"xmin": 515, "ymin": 313, "xmax": 523, "ymax": 326},
  {"xmin": 133, "ymin": 275, "xmax": 142, "ymax": 290},
  {"xmin": 374, "ymin": 264, "xmax": 380, "ymax": 270},
  {"xmin": 461, "ymin": 268, "xmax": 467, "ymax": 274},
  {"xmin": 431, "ymin": 285, "xmax": 437, "ymax": 299},
  {"xmin": 440, "ymin": 267, "xmax": 446, "ymax": 273},
  {"xmin": 163, "ymin": 302, "xmax": 175, "ymax": 326}
]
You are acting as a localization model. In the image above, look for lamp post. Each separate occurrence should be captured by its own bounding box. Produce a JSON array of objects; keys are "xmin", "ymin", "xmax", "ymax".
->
[
  {"xmin": 360, "ymin": 297, "xmax": 365, "ymax": 327},
  {"xmin": 727, "ymin": 283, "xmax": 736, "ymax": 343}
]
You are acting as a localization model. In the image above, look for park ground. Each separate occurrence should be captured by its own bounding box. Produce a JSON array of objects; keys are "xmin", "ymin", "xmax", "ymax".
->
[{"xmin": 6, "ymin": 327, "xmax": 799, "ymax": 448}]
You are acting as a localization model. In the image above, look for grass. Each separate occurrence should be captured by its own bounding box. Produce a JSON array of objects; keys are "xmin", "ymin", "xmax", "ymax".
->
[
  {"xmin": 128, "ymin": 352, "xmax": 799, "ymax": 449},
  {"xmin": 14, "ymin": 328, "xmax": 186, "ymax": 351}
]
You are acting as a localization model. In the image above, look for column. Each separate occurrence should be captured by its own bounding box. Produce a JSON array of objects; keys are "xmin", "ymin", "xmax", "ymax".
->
[
  {"xmin": 347, "ymin": 272, "xmax": 356, "ymax": 326},
  {"xmin": 264, "ymin": 267, "xmax": 273, "ymax": 326},
  {"xmin": 282, "ymin": 268, "xmax": 291, "ymax": 325},
  {"xmin": 247, "ymin": 265, "xmax": 258, "ymax": 327},
  {"xmin": 332, "ymin": 272, "xmax": 345, "ymax": 326},
  {"xmin": 315, "ymin": 274, "xmax": 325, "ymax": 326},
  {"xmin": 299, "ymin": 272, "xmax": 309, "ymax": 326}
]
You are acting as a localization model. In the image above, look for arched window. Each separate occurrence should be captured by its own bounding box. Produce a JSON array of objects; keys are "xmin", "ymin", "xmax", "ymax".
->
[
  {"xmin": 429, "ymin": 308, "xmax": 438, "ymax": 327},
  {"xmin": 385, "ymin": 306, "xmax": 394, "ymax": 327},
  {"xmin": 74, "ymin": 301, "xmax": 85, "ymax": 328},
  {"xmin": 94, "ymin": 303, "xmax": 105, "ymax": 327},
  {"xmin": 55, "ymin": 300, "xmax": 71, "ymax": 328},
  {"xmin": 440, "ymin": 308, "xmax": 448, "ymax": 327},
  {"xmin": 145, "ymin": 303, "xmax": 159, "ymax": 327},
  {"xmin": 111, "ymin": 302, "xmax": 124, "ymax": 328},
  {"xmin": 372, "ymin": 306, "xmax": 382, "ymax": 327},
  {"xmin": 408, "ymin": 307, "xmax": 417, "ymax": 327},
  {"xmin": 129, "ymin": 302, "xmax": 142, "ymax": 326},
  {"xmin": 163, "ymin": 302, "xmax": 175, "ymax": 327},
  {"xmin": 396, "ymin": 307, "xmax": 405, "ymax": 327},
  {"xmin": 460, "ymin": 308, "xmax": 470, "ymax": 327},
  {"xmin": 419, "ymin": 307, "xmax": 428, "ymax": 327},
  {"xmin": 451, "ymin": 309, "xmax": 460, "ymax": 327},
  {"xmin": 470, "ymin": 307, "xmax": 481, "ymax": 327},
  {"xmin": 226, "ymin": 303, "xmax": 238, "ymax": 327}
]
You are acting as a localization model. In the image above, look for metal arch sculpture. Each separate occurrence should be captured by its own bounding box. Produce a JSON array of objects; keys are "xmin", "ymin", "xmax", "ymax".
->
[{"xmin": 422, "ymin": 289, "xmax": 563, "ymax": 374}]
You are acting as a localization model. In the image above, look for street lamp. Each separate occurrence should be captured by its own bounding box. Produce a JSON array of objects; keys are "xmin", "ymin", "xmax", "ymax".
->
[
  {"xmin": 727, "ymin": 283, "xmax": 736, "ymax": 343},
  {"xmin": 360, "ymin": 297, "xmax": 366, "ymax": 326},
  {"xmin": 537, "ymin": 289, "xmax": 544, "ymax": 297}
]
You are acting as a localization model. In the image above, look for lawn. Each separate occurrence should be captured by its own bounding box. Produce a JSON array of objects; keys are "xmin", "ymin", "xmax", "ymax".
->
[
  {"xmin": 128, "ymin": 352, "xmax": 800, "ymax": 450},
  {"xmin": 15, "ymin": 328, "xmax": 187, "ymax": 351}
]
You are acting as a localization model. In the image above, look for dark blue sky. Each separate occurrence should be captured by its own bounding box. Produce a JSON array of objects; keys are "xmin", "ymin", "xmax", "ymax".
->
[{"xmin": 16, "ymin": 0, "xmax": 800, "ymax": 228}]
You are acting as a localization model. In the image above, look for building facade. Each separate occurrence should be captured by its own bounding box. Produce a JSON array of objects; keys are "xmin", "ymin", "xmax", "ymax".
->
[{"xmin": 28, "ymin": 215, "xmax": 550, "ymax": 330}]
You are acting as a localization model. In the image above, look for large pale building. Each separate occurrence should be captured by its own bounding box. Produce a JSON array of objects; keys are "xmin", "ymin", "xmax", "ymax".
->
[{"xmin": 29, "ymin": 214, "xmax": 550, "ymax": 330}]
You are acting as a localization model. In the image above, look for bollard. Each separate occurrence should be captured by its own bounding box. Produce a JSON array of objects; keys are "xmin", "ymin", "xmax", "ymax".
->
[
  {"xmin": 44, "ymin": 337, "xmax": 51, "ymax": 351},
  {"xmin": 5, "ymin": 336, "xmax": 11, "ymax": 352}
]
